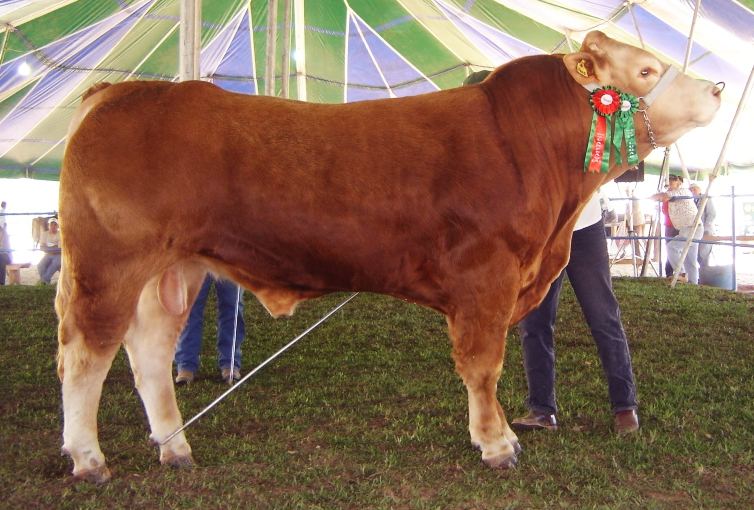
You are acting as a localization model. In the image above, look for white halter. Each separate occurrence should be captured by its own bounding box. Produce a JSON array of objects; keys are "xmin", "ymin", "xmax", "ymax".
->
[{"xmin": 640, "ymin": 66, "xmax": 680, "ymax": 107}]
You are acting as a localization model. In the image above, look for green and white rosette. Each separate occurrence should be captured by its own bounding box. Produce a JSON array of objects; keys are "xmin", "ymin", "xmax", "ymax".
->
[{"xmin": 612, "ymin": 93, "xmax": 639, "ymax": 167}]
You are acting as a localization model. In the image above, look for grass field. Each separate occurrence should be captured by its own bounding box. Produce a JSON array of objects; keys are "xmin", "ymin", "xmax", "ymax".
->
[{"xmin": 1, "ymin": 278, "xmax": 752, "ymax": 508}]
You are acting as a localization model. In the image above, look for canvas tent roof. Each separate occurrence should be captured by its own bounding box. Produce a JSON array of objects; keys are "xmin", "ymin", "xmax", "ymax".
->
[{"xmin": 0, "ymin": 0, "xmax": 752, "ymax": 181}]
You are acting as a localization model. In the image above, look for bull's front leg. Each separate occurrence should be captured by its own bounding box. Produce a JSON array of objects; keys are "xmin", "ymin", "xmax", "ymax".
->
[{"xmin": 448, "ymin": 307, "xmax": 520, "ymax": 469}]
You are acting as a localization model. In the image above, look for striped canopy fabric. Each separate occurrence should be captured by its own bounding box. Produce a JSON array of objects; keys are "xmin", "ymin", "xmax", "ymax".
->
[{"xmin": 0, "ymin": 0, "xmax": 752, "ymax": 180}]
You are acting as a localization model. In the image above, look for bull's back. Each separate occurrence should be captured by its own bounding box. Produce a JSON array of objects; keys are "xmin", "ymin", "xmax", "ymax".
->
[{"xmin": 61, "ymin": 80, "xmax": 537, "ymax": 303}]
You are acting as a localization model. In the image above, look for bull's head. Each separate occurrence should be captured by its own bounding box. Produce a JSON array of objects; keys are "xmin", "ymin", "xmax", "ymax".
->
[{"xmin": 563, "ymin": 31, "xmax": 722, "ymax": 147}]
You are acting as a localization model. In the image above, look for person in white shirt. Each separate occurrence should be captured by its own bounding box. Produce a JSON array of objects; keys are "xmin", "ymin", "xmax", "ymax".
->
[
  {"xmin": 651, "ymin": 176, "xmax": 702, "ymax": 284},
  {"xmin": 38, "ymin": 218, "xmax": 61, "ymax": 284}
]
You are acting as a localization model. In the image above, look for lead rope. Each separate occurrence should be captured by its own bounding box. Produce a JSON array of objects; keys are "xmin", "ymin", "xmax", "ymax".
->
[
  {"xmin": 228, "ymin": 284, "xmax": 242, "ymax": 386},
  {"xmin": 161, "ymin": 292, "xmax": 359, "ymax": 446}
]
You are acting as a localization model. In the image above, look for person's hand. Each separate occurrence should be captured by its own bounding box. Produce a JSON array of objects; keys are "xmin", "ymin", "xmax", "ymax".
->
[{"xmin": 650, "ymin": 192, "xmax": 670, "ymax": 202}]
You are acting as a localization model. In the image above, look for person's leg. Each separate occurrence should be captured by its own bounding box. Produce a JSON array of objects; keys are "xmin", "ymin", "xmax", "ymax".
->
[
  {"xmin": 664, "ymin": 225, "xmax": 679, "ymax": 277},
  {"xmin": 517, "ymin": 272, "xmax": 565, "ymax": 416},
  {"xmin": 215, "ymin": 279, "xmax": 245, "ymax": 372},
  {"xmin": 44, "ymin": 254, "xmax": 62, "ymax": 283},
  {"xmin": 566, "ymin": 221, "xmax": 638, "ymax": 413},
  {"xmin": 0, "ymin": 253, "xmax": 8, "ymax": 285},
  {"xmin": 38, "ymin": 254, "xmax": 51, "ymax": 283},
  {"xmin": 679, "ymin": 226, "xmax": 703, "ymax": 284},
  {"xmin": 173, "ymin": 275, "xmax": 212, "ymax": 375}
]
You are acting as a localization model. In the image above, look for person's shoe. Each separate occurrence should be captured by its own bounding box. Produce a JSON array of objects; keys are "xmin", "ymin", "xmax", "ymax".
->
[
  {"xmin": 175, "ymin": 370, "xmax": 195, "ymax": 386},
  {"xmin": 221, "ymin": 367, "xmax": 241, "ymax": 383},
  {"xmin": 614, "ymin": 410, "xmax": 640, "ymax": 436},
  {"xmin": 510, "ymin": 411, "xmax": 558, "ymax": 431}
]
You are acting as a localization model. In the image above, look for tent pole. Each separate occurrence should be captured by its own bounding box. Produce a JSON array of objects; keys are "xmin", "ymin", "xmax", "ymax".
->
[
  {"xmin": 294, "ymin": 0, "xmax": 307, "ymax": 101},
  {"xmin": 675, "ymin": 145, "xmax": 690, "ymax": 181},
  {"xmin": 626, "ymin": 3, "xmax": 645, "ymax": 49},
  {"xmin": 564, "ymin": 30, "xmax": 574, "ymax": 53},
  {"xmin": 179, "ymin": 0, "xmax": 201, "ymax": 81},
  {"xmin": 265, "ymin": 0, "xmax": 279, "ymax": 96},
  {"xmin": 0, "ymin": 25, "xmax": 10, "ymax": 69},
  {"xmin": 281, "ymin": 0, "xmax": 292, "ymax": 99},
  {"xmin": 670, "ymin": 63, "xmax": 754, "ymax": 288},
  {"xmin": 682, "ymin": 0, "xmax": 703, "ymax": 72}
]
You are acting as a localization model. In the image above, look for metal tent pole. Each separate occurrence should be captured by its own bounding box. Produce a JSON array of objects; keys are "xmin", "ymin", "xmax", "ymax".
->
[
  {"xmin": 265, "ymin": 0, "xmax": 279, "ymax": 96},
  {"xmin": 179, "ymin": 0, "xmax": 201, "ymax": 81}
]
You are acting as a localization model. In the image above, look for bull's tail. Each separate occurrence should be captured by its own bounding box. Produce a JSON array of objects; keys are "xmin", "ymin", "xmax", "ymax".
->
[{"xmin": 82, "ymin": 82, "xmax": 112, "ymax": 102}]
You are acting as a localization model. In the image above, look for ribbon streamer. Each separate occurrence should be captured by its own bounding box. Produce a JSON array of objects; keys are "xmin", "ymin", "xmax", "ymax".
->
[
  {"xmin": 584, "ymin": 87, "xmax": 639, "ymax": 173},
  {"xmin": 612, "ymin": 93, "xmax": 639, "ymax": 167}
]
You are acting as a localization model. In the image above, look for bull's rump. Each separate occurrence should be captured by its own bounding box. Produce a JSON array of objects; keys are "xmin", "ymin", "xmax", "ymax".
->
[{"xmin": 62, "ymin": 80, "xmax": 528, "ymax": 301}]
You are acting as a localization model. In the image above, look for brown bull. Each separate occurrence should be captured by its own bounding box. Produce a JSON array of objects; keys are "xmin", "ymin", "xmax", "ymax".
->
[{"xmin": 56, "ymin": 31, "xmax": 721, "ymax": 482}]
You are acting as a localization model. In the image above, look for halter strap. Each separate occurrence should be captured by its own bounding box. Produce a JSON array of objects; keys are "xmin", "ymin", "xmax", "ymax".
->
[
  {"xmin": 581, "ymin": 65, "xmax": 680, "ymax": 106},
  {"xmin": 640, "ymin": 65, "xmax": 679, "ymax": 107}
]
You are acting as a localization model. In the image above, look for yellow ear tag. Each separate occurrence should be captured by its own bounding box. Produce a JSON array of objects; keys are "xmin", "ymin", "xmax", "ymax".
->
[{"xmin": 577, "ymin": 59, "xmax": 591, "ymax": 78}]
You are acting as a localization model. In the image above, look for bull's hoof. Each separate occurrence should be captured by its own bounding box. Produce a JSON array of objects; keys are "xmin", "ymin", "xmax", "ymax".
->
[
  {"xmin": 74, "ymin": 465, "xmax": 112, "ymax": 484},
  {"xmin": 163, "ymin": 454, "xmax": 195, "ymax": 469},
  {"xmin": 482, "ymin": 452, "xmax": 518, "ymax": 470},
  {"xmin": 512, "ymin": 440, "xmax": 523, "ymax": 456}
]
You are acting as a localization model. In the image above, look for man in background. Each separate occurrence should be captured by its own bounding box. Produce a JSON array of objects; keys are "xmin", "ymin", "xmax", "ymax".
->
[{"xmin": 38, "ymin": 218, "xmax": 61, "ymax": 284}]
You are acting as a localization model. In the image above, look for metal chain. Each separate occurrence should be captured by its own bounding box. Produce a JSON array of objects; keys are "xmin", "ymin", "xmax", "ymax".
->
[{"xmin": 638, "ymin": 107, "xmax": 658, "ymax": 149}]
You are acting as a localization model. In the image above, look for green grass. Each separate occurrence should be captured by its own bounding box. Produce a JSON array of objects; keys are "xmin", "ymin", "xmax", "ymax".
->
[{"xmin": 0, "ymin": 279, "xmax": 753, "ymax": 508}]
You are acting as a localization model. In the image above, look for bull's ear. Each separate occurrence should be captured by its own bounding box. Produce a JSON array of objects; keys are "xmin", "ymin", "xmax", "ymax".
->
[{"xmin": 563, "ymin": 52, "xmax": 599, "ymax": 86}]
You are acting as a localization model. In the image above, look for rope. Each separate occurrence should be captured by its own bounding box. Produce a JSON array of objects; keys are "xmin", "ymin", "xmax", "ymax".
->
[
  {"xmin": 160, "ymin": 292, "xmax": 359, "ymax": 446},
  {"xmin": 228, "ymin": 284, "xmax": 242, "ymax": 386}
]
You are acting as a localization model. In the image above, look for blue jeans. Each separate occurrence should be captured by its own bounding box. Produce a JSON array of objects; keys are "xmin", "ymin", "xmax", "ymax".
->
[
  {"xmin": 667, "ymin": 226, "xmax": 703, "ymax": 284},
  {"xmin": 38, "ymin": 253, "xmax": 61, "ymax": 283},
  {"xmin": 518, "ymin": 220, "xmax": 638, "ymax": 415},
  {"xmin": 174, "ymin": 275, "xmax": 245, "ymax": 374}
]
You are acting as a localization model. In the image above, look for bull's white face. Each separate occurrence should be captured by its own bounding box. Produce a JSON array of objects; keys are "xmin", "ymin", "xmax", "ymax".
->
[{"xmin": 565, "ymin": 31, "xmax": 722, "ymax": 147}]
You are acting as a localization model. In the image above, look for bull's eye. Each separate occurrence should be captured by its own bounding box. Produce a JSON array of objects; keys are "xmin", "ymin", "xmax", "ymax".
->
[{"xmin": 640, "ymin": 69, "xmax": 650, "ymax": 76}]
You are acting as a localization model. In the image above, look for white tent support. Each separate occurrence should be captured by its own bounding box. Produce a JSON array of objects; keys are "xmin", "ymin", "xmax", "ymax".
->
[
  {"xmin": 675, "ymin": 145, "xmax": 690, "ymax": 181},
  {"xmin": 294, "ymin": 0, "xmax": 307, "ymax": 101},
  {"xmin": 179, "ymin": 0, "xmax": 201, "ymax": 81},
  {"xmin": 670, "ymin": 62, "xmax": 754, "ymax": 288},
  {"xmin": 682, "ymin": 0, "xmax": 703, "ymax": 72},
  {"xmin": 265, "ymin": 0, "xmax": 278, "ymax": 96},
  {"xmin": 281, "ymin": 0, "xmax": 292, "ymax": 98},
  {"xmin": 626, "ymin": 2, "xmax": 644, "ymax": 49}
]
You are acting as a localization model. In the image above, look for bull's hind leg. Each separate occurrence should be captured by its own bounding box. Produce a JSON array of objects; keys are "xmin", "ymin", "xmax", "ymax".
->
[
  {"xmin": 123, "ymin": 264, "xmax": 206, "ymax": 469},
  {"xmin": 448, "ymin": 303, "xmax": 520, "ymax": 469},
  {"xmin": 56, "ymin": 270, "xmax": 122, "ymax": 483}
]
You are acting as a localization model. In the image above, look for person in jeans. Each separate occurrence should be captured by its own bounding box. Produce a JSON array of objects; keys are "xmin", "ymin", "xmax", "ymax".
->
[
  {"xmin": 651, "ymin": 175, "xmax": 702, "ymax": 284},
  {"xmin": 511, "ymin": 191, "xmax": 640, "ymax": 435},
  {"xmin": 174, "ymin": 275, "xmax": 245, "ymax": 385},
  {"xmin": 0, "ymin": 224, "xmax": 10, "ymax": 285},
  {"xmin": 38, "ymin": 218, "xmax": 61, "ymax": 284}
]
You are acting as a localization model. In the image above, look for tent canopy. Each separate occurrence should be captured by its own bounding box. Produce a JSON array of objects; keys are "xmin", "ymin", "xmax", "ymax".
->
[{"xmin": 0, "ymin": 0, "xmax": 752, "ymax": 181}]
